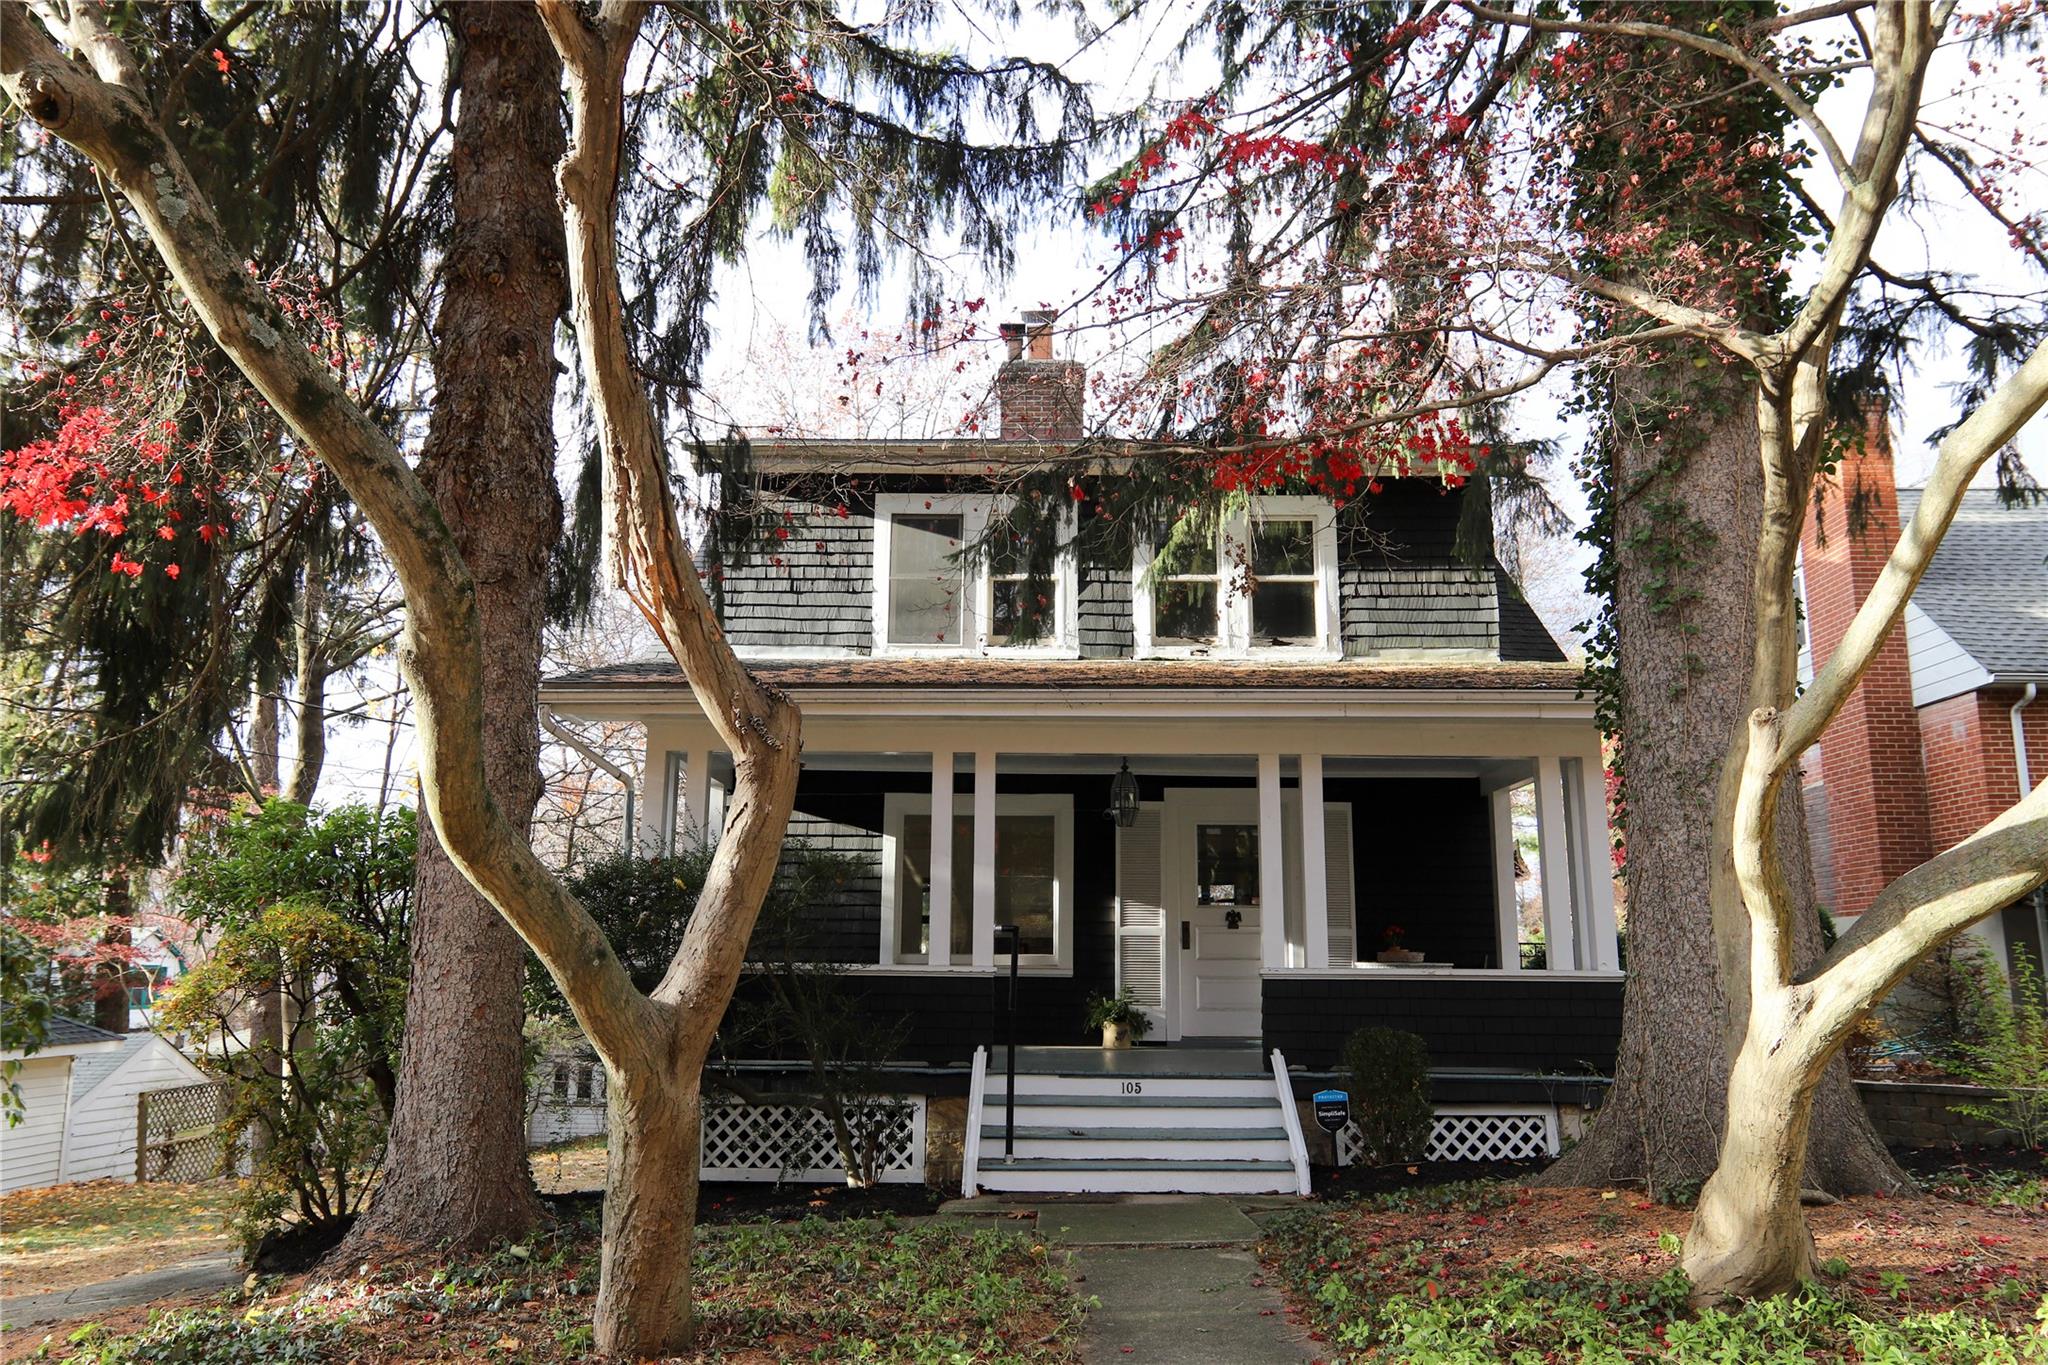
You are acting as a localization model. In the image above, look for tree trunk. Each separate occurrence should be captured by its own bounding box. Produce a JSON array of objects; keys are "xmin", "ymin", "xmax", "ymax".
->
[
  {"xmin": 283, "ymin": 554, "xmax": 327, "ymax": 805},
  {"xmin": 595, "ymin": 1059, "xmax": 703, "ymax": 1355},
  {"xmin": 1682, "ymin": 1043, "xmax": 1818, "ymax": 1300},
  {"xmin": 342, "ymin": 0, "xmax": 566, "ymax": 1253},
  {"xmin": 93, "ymin": 872, "xmax": 131, "ymax": 1034}
]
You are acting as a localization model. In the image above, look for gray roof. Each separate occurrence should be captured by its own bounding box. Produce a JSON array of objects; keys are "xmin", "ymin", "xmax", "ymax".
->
[
  {"xmin": 1899, "ymin": 488, "xmax": 2048, "ymax": 680},
  {"xmin": 40, "ymin": 1016, "xmax": 124, "ymax": 1049}
]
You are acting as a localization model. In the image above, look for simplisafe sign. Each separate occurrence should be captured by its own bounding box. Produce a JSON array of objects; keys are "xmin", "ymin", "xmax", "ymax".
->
[{"xmin": 1312, "ymin": 1089, "xmax": 1349, "ymax": 1133}]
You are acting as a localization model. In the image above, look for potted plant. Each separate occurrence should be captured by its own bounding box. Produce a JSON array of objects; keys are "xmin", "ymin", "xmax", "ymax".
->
[
  {"xmin": 1085, "ymin": 991, "xmax": 1153, "ymax": 1049},
  {"xmin": 1376, "ymin": 924, "xmax": 1423, "ymax": 965}
]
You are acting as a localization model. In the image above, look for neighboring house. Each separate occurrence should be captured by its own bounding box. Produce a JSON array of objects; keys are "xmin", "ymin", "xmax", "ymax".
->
[
  {"xmin": 1800, "ymin": 414, "xmax": 2048, "ymax": 981},
  {"xmin": 542, "ymin": 312, "xmax": 1623, "ymax": 1194},
  {"xmin": 59, "ymin": 1030, "xmax": 211, "ymax": 1184},
  {"xmin": 1, "ymin": 1016, "xmax": 123, "ymax": 1194}
]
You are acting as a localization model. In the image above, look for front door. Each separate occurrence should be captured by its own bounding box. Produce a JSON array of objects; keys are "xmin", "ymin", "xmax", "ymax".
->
[{"xmin": 1173, "ymin": 802, "xmax": 1264, "ymax": 1038}]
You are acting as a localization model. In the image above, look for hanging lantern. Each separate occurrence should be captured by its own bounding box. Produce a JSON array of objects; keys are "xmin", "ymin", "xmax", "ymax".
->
[{"xmin": 1108, "ymin": 758, "xmax": 1141, "ymax": 828}]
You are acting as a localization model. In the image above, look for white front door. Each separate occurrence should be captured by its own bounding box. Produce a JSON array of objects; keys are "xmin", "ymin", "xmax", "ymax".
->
[{"xmin": 1170, "ymin": 795, "xmax": 1265, "ymax": 1038}]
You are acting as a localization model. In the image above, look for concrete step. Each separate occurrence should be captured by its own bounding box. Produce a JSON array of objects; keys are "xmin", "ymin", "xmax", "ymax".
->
[
  {"xmin": 979, "ymin": 1125, "xmax": 1289, "ymax": 1143},
  {"xmin": 976, "ymin": 1128, "xmax": 1294, "ymax": 1161},
  {"xmin": 991, "ymin": 1098, "xmax": 1282, "ymax": 1128},
  {"xmin": 974, "ymin": 1157, "xmax": 1298, "ymax": 1195}
]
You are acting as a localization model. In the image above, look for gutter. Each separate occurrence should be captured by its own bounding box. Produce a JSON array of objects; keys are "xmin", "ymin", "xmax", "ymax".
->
[
  {"xmin": 2013, "ymin": 684, "xmax": 2046, "ymax": 946},
  {"xmin": 540, "ymin": 708, "xmax": 638, "ymax": 852}
]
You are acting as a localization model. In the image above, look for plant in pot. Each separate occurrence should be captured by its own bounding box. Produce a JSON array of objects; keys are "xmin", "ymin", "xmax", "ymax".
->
[
  {"xmin": 1377, "ymin": 924, "xmax": 1423, "ymax": 965},
  {"xmin": 1085, "ymin": 991, "xmax": 1153, "ymax": 1049}
]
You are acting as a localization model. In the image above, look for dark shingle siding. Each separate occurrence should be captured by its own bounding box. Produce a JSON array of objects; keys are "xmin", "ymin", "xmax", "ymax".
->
[
  {"xmin": 1263, "ymin": 976, "xmax": 1623, "ymax": 1073},
  {"xmin": 1496, "ymin": 569, "xmax": 1568, "ymax": 662},
  {"xmin": 1341, "ymin": 565, "xmax": 1499, "ymax": 657},
  {"xmin": 718, "ymin": 499, "xmax": 874, "ymax": 653},
  {"xmin": 1078, "ymin": 566, "xmax": 1134, "ymax": 658}
]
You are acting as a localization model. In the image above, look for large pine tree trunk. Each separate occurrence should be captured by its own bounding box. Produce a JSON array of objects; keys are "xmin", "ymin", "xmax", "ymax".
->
[{"xmin": 344, "ymin": 1, "xmax": 566, "ymax": 1252}]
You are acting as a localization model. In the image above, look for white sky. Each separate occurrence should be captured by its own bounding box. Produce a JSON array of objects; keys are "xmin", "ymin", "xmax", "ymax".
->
[{"xmin": 305, "ymin": 2, "xmax": 2047, "ymax": 813}]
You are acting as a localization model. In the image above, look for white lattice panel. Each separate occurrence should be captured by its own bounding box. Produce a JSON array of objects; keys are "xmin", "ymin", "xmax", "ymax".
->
[
  {"xmin": 700, "ymin": 1099, "xmax": 926, "ymax": 1183},
  {"xmin": 1334, "ymin": 1106, "xmax": 1559, "ymax": 1166}
]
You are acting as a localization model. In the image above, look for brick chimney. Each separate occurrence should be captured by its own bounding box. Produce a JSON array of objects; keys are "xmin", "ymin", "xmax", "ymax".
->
[
  {"xmin": 1800, "ymin": 402, "xmax": 1932, "ymax": 917},
  {"xmin": 996, "ymin": 308, "xmax": 1084, "ymax": 441}
]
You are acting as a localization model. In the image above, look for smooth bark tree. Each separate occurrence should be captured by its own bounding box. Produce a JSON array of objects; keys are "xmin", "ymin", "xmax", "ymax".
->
[{"xmin": 338, "ymin": 0, "xmax": 565, "ymax": 1256}]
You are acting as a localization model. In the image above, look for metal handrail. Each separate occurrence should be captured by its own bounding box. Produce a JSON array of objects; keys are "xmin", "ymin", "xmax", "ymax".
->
[{"xmin": 996, "ymin": 923, "xmax": 1019, "ymax": 1160}]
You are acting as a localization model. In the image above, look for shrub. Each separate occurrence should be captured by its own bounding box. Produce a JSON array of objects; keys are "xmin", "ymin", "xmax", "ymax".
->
[
  {"xmin": 1950, "ymin": 947, "xmax": 2048, "ymax": 1149},
  {"xmin": 1338, "ymin": 1025, "xmax": 1434, "ymax": 1165}
]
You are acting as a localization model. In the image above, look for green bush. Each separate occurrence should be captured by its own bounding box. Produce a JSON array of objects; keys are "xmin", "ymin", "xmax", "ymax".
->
[
  {"xmin": 1951, "ymin": 947, "xmax": 2048, "ymax": 1149},
  {"xmin": 1337, "ymin": 1025, "xmax": 1434, "ymax": 1166}
]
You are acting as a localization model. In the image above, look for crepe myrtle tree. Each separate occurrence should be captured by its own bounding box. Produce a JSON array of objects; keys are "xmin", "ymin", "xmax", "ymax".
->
[
  {"xmin": 977, "ymin": 0, "xmax": 2046, "ymax": 1300},
  {"xmin": 2, "ymin": 1, "xmax": 1081, "ymax": 1350}
]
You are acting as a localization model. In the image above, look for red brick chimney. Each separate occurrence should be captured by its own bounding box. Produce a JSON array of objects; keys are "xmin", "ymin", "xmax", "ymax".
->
[
  {"xmin": 1800, "ymin": 402, "xmax": 1933, "ymax": 917},
  {"xmin": 996, "ymin": 308, "xmax": 1084, "ymax": 441}
]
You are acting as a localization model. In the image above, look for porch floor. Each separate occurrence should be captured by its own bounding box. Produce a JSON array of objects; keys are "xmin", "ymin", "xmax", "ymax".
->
[{"xmin": 1012, "ymin": 1043, "xmax": 1266, "ymax": 1077}]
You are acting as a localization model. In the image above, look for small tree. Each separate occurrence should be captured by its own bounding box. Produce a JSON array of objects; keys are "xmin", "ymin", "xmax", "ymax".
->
[
  {"xmin": 1950, "ymin": 949, "xmax": 2048, "ymax": 1151},
  {"xmin": 1339, "ymin": 1026, "xmax": 1436, "ymax": 1167}
]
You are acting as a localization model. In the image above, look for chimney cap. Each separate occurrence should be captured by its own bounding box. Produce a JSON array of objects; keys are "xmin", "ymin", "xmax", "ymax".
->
[{"xmin": 999, "ymin": 321, "xmax": 1025, "ymax": 361}]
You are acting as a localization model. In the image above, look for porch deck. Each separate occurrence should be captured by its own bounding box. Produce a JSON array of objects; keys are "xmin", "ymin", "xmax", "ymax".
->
[{"xmin": 1011, "ymin": 1044, "xmax": 1265, "ymax": 1077}]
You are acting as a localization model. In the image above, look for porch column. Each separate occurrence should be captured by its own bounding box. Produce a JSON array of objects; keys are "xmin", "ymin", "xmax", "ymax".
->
[
  {"xmin": 971, "ymin": 749, "xmax": 996, "ymax": 968},
  {"xmin": 1534, "ymin": 755, "xmax": 1580, "ymax": 970},
  {"xmin": 680, "ymin": 745, "xmax": 711, "ymax": 851},
  {"xmin": 636, "ymin": 727, "xmax": 671, "ymax": 856},
  {"xmin": 928, "ymin": 752, "xmax": 955, "ymax": 967},
  {"xmin": 1570, "ymin": 753, "xmax": 1622, "ymax": 972},
  {"xmin": 1258, "ymin": 752, "xmax": 1288, "ymax": 971},
  {"xmin": 1300, "ymin": 753, "xmax": 1330, "ymax": 970},
  {"xmin": 1490, "ymin": 786, "xmax": 1521, "ymax": 971}
]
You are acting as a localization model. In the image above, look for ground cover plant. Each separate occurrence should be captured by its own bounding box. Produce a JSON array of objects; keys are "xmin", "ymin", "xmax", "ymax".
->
[
  {"xmin": 1263, "ymin": 1178, "xmax": 2048, "ymax": 1362},
  {"xmin": 11, "ymin": 1209, "xmax": 1080, "ymax": 1365}
]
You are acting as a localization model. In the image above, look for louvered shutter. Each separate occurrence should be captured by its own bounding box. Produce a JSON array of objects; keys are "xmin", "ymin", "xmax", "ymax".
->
[{"xmin": 1115, "ymin": 807, "xmax": 1165, "ymax": 1008}]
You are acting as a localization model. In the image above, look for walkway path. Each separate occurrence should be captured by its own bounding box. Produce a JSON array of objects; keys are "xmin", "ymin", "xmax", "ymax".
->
[
  {"xmin": 945, "ymin": 1195, "xmax": 1318, "ymax": 1364},
  {"xmin": 0, "ymin": 1252, "xmax": 240, "ymax": 1332}
]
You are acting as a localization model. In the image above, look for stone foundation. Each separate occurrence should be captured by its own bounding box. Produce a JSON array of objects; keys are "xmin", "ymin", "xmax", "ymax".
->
[
  {"xmin": 1855, "ymin": 1079, "xmax": 2026, "ymax": 1148},
  {"xmin": 924, "ymin": 1095, "xmax": 967, "ymax": 1192}
]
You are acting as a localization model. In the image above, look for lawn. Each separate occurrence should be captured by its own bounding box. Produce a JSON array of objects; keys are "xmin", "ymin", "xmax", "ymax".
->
[
  {"xmin": 15, "ymin": 1207, "xmax": 1083, "ymax": 1364},
  {"xmin": 1262, "ymin": 1177, "xmax": 2048, "ymax": 1362},
  {"xmin": 0, "ymin": 1180, "xmax": 241, "ymax": 1297}
]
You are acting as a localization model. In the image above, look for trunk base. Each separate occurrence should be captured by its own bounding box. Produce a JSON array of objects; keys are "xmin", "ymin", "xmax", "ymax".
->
[
  {"xmin": 1682, "ymin": 1169, "xmax": 1818, "ymax": 1303},
  {"xmin": 594, "ymin": 1069, "xmax": 701, "ymax": 1357}
]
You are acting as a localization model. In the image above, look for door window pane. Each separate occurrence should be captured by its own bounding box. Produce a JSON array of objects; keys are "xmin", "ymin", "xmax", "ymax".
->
[
  {"xmin": 889, "ymin": 514, "xmax": 964, "ymax": 643},
  {"xmin": 1196, "ymin": 824, "xmax": 1259, "ymax": 905}
]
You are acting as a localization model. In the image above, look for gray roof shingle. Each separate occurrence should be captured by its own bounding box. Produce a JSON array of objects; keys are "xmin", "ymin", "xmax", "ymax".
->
[{"xmin": 1898, "ymin": 488, "xmax": 2048, "ymax": 679}]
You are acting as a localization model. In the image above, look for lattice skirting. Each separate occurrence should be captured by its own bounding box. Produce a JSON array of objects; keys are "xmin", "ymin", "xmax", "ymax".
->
[
  {"xmin": 699, "ymin": 1098, "xmax": 927, "ymax": 1184},
  {"xmin": 1334, "ymin": 1105, "xmax": 1559, "ymax": 1166}
]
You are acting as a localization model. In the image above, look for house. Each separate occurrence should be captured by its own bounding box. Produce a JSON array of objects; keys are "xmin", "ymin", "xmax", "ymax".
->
[
  {"xmin": 541, "ymin": 312, "xmax": 1624, "ymax": 1194},
  {"xmin": 59, "ymin": 1030, "xmax": 211, "ymax": 1183},
  {"xmin": 1, "ymin": 1016, "xmax": 123, "ymax": 1194},
  {"xmin": 1800, "ymin": 414, "xmax": 2048, "ymax": 984}
]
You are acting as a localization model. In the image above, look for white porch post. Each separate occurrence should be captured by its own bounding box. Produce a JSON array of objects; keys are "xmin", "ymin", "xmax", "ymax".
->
[
  {"xmin": 928, "ymin": 752, "xmax": 955, "ymax": 967},
  {"xmin": 1258, "ymin": 752, "xmax": 1287, "ymax": 971},
  {"xmin": 1490, "ymin": 786, "xmax": 1521, "ymax": 971},
  {"xmin": 636, "ymin": 727, "xmax": 671, "ymax": 856},
  {"xmin": 680, "ymin": 746, "xmax": 711, "ymax": 850},
  {"xmin": 1571, "ymin": 753, "xmax": 1622, "ymax": 972},
  {"xmin": 1534, "ymin": 755, "xmax": 1579, "ymax": 970},
  {"xmin": 1300, "ymin": 753, "xmax": 1330, "ymax": 970},
  {"xmin": 971, "ymin": 749, "xmax": 996, "ymax": 968}
]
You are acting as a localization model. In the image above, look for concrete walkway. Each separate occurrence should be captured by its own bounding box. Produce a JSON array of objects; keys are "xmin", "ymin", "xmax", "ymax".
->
[
  {"xmin": 943, "ymin": 1195, "xmax": 1318, "ymax": 1364},
  {"xmin": 0, "ymin": 1252, "xmax": 240, "ymax": 1332}
]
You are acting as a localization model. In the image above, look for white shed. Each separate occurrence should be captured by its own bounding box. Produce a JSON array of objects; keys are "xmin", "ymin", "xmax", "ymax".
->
[
  {"xmin": 1, "ymin": 1018, "xmax": 124, "ymax": 1194},
  {"xmin": 60, "ymin": 1032, "xmax": 211, "ymax": 1184}
]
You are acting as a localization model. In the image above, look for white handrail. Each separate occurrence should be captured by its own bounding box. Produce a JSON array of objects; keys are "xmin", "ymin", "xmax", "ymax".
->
[
  {"xmin": 1270, "ymin": 1047, "xmax": 1312, "ymax": 1197},
  {"xmin": 961, "ymin": 1045, "xmax": 988, "ymax": 1197}
]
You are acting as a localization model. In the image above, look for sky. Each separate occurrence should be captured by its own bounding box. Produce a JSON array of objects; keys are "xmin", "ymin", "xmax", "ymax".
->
[{"xmin": 304, "ymin": 1, "xmax": 2048, "ymax": 814}]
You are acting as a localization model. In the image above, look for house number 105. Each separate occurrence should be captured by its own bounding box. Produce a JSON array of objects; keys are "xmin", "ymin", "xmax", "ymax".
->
[{"xmin": 1120, "ymin": 1081, "xmax": 1143, "ymax": 1095}]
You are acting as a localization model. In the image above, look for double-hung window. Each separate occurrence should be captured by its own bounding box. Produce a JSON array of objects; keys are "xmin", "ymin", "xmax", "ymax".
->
[
  {"xmin": 1133, "ymin": 496, "xmax": 1340, "ymax": 657},
  {"xmin": 872, "ymin": 494, "xmax": 1077, "ymax": 654},
  {"xmin": 881, "ymin": 792, "xmax": 1073, "ymax": 971}
]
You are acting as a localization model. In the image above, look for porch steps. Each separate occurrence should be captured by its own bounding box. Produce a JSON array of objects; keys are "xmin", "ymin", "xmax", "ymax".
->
[{"xmin": 968, "ymin": 1050, "xmax": 1309, "ymax": 1196}]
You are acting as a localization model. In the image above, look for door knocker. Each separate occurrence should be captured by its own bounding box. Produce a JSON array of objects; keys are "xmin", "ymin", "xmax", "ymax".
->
[{"xmin": 1224, "ymin": 908, "xmax": 1243, "ymax": 930}]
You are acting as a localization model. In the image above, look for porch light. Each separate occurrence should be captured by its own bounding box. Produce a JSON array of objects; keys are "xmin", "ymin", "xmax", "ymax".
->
[{"xmin": 1108, "ymin": 759, "xmax": 1141, "ymax": 828}]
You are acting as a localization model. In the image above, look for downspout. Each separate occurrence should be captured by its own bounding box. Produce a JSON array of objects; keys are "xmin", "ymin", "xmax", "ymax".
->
[
  {"xmin": 2012, "ymin": 684, "xmax": 2044, "ymax": 963},
  {"xmin": 540, "ymin": 708, "xmax": 639, "ymax": 852}
]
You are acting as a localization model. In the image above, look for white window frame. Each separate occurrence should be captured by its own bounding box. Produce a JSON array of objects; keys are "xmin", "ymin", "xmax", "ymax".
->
[
  {"xmin": 1132, "ymin": 496, "xmax": 1341, "ymax": 659},
  {"xmin": 879, "ymin": 791, "xmax": 1075, "ymax": 974},
  {"xmin": 872, "ymin": 494, "xmax": 1078, "ymax": 656}
]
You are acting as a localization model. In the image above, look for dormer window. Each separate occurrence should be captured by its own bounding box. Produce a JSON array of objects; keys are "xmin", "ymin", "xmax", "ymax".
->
[
  {"xmin": 1133, "ymin": 496, "xmax": 1341, "ymax": 658},
  {"xmin": 873, "ymin": 494, "xmax": 1078, "ymax": 655}
]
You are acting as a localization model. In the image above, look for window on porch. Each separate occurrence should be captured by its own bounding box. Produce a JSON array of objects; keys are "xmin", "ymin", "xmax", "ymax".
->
[{"xmin": 883, "ymin": 793, "xmax": 1072, "ymax": 970}]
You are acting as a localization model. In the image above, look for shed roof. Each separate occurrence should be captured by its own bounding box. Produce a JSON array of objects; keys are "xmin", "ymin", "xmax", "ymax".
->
[{"xmin": 1898, "ymin": 488, "xmax": 2048, "ymax": 681}]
